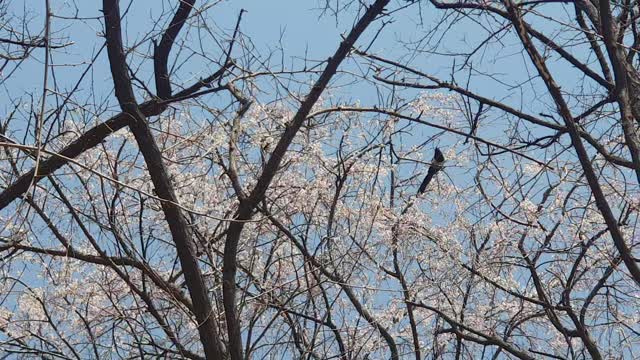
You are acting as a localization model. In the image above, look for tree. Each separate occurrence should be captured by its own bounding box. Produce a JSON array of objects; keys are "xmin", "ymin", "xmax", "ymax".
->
[{"xmin": 0, "ymin": 0, "xmax": 639, "ymax": 359}]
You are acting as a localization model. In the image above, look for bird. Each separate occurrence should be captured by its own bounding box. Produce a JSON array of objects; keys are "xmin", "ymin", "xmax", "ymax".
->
[{"xmin": 418, "ymin": 147, "xmax": 445, "ymax": 194}]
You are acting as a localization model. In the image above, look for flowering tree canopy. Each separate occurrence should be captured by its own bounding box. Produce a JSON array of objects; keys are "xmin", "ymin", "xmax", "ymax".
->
[{"xmin": 1, "ymin": 0, "xmax": 639, "ymax": 359}]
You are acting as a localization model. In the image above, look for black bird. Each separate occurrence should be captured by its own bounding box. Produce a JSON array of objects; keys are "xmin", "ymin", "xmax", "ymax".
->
[{"xmin": 418, "ymin": 148, "xmax": 445, "ymax": 194}]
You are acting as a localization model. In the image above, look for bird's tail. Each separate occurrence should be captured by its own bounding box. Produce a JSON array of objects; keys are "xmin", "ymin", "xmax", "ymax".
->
[{"xmin": 418, "ymin": 168, "xmax": 436, "ymax": 194}]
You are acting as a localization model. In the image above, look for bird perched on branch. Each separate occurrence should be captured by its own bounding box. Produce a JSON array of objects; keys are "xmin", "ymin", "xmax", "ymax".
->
[{"xmin": 418, "ymin": 147, "xmax": 445, "ymax": 194}]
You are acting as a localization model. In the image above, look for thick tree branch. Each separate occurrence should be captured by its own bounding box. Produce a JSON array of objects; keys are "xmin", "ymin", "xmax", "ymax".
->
[
  {"xmin": 221, "ymin": 1, "xmax": 392, "ymax": 359},
  {"xmin": 597, "ymin": 0, "xmax": 640, "ymax": 184},
  {"xmin": 154, "ymin": 0, "xmax": 195, "ymax": 99},
  {"xmin": 503, "ymin": 0, "xmax": 640, "ymax": 289},
  {"xmin": 101, "ymin": 1, "xmax": 223, "ymax": 358}
]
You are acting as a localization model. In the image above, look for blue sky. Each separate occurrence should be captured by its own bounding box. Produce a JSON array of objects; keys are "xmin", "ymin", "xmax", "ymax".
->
[{"xmin": 1, "ymin": 0, "xmax": 590, "ymax": 123}]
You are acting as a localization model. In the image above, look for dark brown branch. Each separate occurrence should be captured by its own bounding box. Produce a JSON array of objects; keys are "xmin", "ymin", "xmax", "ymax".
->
[
  {"xmin": 597, "ymin": 0, "xmax": 640, "ymax": 184},
  {"xmin": 101, "ymin": 1, "xmax": 223, "ymax": 358},
  {"xmin": 153, "ymin": 0, "xmax": 196, "ymax": 99},
  {"xmin": 221, "ymin": 1, "xmax": 392, "ymax": 359},
  {"xmin": 575, "ymin": 4, "xmax": 614, "ymax": 84}
]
